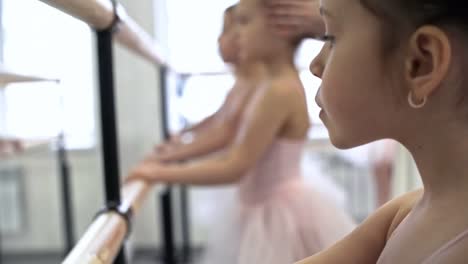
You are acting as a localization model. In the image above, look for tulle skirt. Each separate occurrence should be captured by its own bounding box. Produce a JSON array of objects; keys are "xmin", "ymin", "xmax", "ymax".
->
[{"xmin": 198, "ymin": 180, "xmax": 356, "ymax": 264}]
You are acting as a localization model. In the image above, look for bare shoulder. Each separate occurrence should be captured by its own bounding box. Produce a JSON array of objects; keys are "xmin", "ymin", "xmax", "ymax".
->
[
  {"xmin": 251, "ymin": 78, "xmax": 302, "ymax": 111},
  {"xmin": 270, "ymin": 76, "xmax": 302, "ymax": 95},
  {"xmin": 296, "ymin": 189, "xmax": 423, "ymax": 264},
  {"xmin": 261, "ymin": 80, "xmax": 295, "ymax": 98},
  {"xmin": 244, "ymin": 81, "xmax": 294, "ymax": 116},
  {"xmin": 385, "ymin": 189, "xmax": 423, "ymax": 239}
]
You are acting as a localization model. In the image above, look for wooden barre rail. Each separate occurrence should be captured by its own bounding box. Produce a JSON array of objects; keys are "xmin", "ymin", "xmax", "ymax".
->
[
  {"xmin": 38, "ymin": 0, "xmax": 167, "ymax": 66},
  {"xmin": 62, "ymin": 180, "xmax": 159, "ymax": 264},
  {"xmin": 0, "ymin": 67, "xmax": 59, "ymax": 86},
  {"xmin": 0, "ymin": 138, "xmax": 54, "ymax": 157}
]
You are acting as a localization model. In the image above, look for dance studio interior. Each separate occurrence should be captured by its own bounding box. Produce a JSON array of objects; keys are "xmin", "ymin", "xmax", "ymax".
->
[{"xmin": 0, "ymin": 0, "xmax": 423, "ymax": 263}]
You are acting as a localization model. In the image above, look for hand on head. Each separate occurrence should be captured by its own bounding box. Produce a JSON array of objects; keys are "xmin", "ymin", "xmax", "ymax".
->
[{"xmin": 266, "ymin": 0, "xmax": 324, "ymax": 39}]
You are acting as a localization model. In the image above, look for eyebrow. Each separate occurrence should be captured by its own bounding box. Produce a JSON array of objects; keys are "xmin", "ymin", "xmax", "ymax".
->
[{"xmin": 319, "ymin": 6, "xmax": 334, "ymax": 18}]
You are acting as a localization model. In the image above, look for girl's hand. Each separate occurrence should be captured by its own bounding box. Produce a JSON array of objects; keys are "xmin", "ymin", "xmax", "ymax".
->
[
  {"xmin": 154, "ymin": 141, "xmax": 173, "ymax": 154},
  {"xmin": 154, "ymin": 134, "xmax": 182, "ymax": 154},
  {"xmin": 267, "ymin": 0, "xmax": 324, "ymax": 39},
  {"xmin": 125, "ymin": 154, "xmax": 165, "ymax": 185}
]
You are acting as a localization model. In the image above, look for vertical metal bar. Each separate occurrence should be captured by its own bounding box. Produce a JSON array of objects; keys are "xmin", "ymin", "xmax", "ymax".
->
[
  {"xmin": 159, "ymin": 65, "xmax": 170, "ymax": 140},
  {"xmin": 96, "ymin": 28, "xmax": 126, "ymax": 264},
  {"xmin": 160, "ymin": 190, "xmax": 176, "ymax": 263},
  {"xmin": 180, "ymin": 186, "xmax": 191, "ymax": 262},
  {"xmin": 57, "ymin": 134, "xmax": 75, "ymax": 256},
  {"xmin": 175, "ymin": 75, "xmax": 191, "ymax": 262},
  {"xmin": 158, "ymin": 66, "xmax": 176, "ymax": 264}
]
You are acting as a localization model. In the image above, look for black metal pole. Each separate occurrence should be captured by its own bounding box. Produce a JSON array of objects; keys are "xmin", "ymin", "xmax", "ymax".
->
[
  {"xmin": 158, "ymin": 66, "xmax": 176, "ymax": 264},
  {"xmin": 160, "ymin": 190, "xmax": 175, "ymax": 263},
  {"xmin": 57, "ymin": 134, "xmax": 75, "ymax": 256},
  {"xmin": 175, "ymin": 75, "xmax": 191, "ymax": 262},
  {"xmin": 180, "ymin": 186, "xmax": 191, "ymax": 262},
  {"xmin": 96, "ymin": 27, "xmax": 126, "ymax": 264}
]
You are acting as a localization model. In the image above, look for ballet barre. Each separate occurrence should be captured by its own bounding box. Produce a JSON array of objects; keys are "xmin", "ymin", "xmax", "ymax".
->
[
  {"xmin": 0, "ymin": 66, "xmax": 60, "ymax": 159},
  {"xmin": 0, "ymin": 137, "xmax": 52, "ymax": 157},
  {"xmin": 0, "ymin": 67, "xmax": 60, "ymax": 159},
  {"xmin": 0, "ymin": 68, "xmax": 60, "ymax": 158},
  {"xmin": 38, "ymin": 1, "xmax": 176, "ymax": 262},
  {"xmin": 63, "ymin": 181, "xmax": 161, "ymax": 264},
  {"xmin": 0, "ymin": 135, "xmax": 76, "ymax": 255},
  {"xmin": 38, "ymin": 1, "xmax": 188, "ymax": 262},
  {"xmin": 38, "ymin": 0, "xmax": 167, "ymax": 66},
  {"xmin": 0, "ymin": 69, "xmax": 77, "ymax": 256},
  {"xmin": 0, "ymin": 67, "xmax": 59, "ymax": 86}
]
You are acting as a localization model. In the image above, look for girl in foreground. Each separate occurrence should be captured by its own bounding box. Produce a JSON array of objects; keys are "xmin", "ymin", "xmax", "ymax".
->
[{"xmin": 299, "ymin": 0, "xmax": 468, "ymax": 262}]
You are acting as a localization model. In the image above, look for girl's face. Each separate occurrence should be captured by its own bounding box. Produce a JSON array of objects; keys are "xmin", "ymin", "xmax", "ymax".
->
[
  {"xmin": 236, "ymin": 0, "xmax": 279, "ymax": 63},
  {"xmin": 218, "ymin": 11, "xmax": 239, "ymax": 64},
  {"xmin": 310, "ymin": 0, "xmax": 408, "ymax": 149}
]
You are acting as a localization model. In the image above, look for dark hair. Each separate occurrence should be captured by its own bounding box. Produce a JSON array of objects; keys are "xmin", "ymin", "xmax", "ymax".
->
[
  {"xmin": 360, "ymin": 0, "xmax": 468, "ymax": 52},
  {"xmin": 361, "ymin": 0, "xmax": 468, "ymax": 108}
]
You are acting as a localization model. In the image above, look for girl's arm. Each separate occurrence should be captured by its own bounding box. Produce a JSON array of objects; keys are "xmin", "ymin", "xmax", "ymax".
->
[
  {"xmin": 155, "ymin": 88, "xmax": 242, "ymax": 162},
  {"xmin": 155, "ymin": 89, "xmax": 236, "ymax": 154},
  {"xmin": 127, "ymin": 84, "xmax": 293, "ymax": 185},
  {"xmin": 297, "ymin": 190, "xmax": 422, "ymax": 264},
  {"xmin": 156, "ymin": 120, "xmax": 237, "ymax": 162}
]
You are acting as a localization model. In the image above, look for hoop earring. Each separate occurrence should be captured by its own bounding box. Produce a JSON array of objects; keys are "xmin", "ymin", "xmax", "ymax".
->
[{"xmin": 408, "ymin": 92, "xmax": 427, "ymax": 109}]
